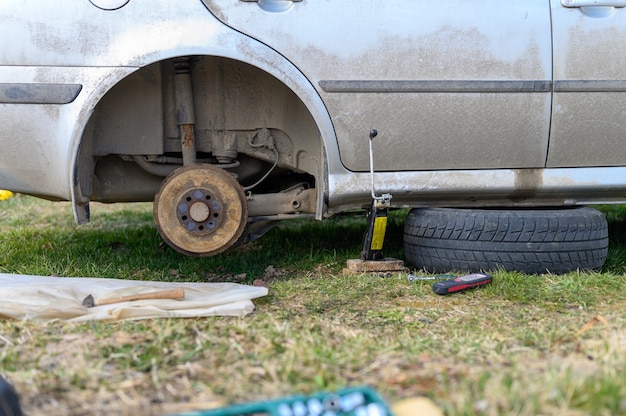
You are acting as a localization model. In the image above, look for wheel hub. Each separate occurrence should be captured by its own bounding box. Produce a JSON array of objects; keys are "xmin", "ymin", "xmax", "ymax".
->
[
  {"xmin": 153, "ymin": 164, "xmax": 248, "ymax": 257},
  {"xmin": 177, "ymin": 188, "xmax": 221, "ymax": 235}
]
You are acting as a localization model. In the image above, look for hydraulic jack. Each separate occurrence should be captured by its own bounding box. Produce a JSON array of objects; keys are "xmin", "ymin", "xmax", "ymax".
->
[{"xmin": 344, "ymin": 130, "xmax": 407, "ymax": 275}]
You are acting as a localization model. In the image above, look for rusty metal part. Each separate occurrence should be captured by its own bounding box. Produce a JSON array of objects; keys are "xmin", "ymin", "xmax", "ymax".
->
[
  {"xmin": 131, "ymin": 155, "xmax": 239, "ymax": 178},
  {"xmin": 153, "ymin": 164, "xmax": 248, "ymax": 256},
  {"xmin": 247, "ymin": 187, "xmax": 316, "ymax": 217},
  {"xmin": 180, "ymin": 123, "xmax": 196, "ymax": 165},
  {"xmin": 173, "ymin": 58, "xmax": 197, "ymax": 165},
  {"xmin": 211, "ymin": 131, "xmax": 239, "ymax": 163},
  {"xmin": 133, "ymin": 155, "xmax": 179, "ymax": 177}
]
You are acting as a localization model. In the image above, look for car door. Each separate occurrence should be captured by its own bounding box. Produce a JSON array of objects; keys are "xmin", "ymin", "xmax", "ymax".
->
[
  {"xmin": 203, "ymin": 0, "xmax": 552, "ymax": 172},
  {"xmin": 549, "ymin": 0, "xmax": 626, "ymax": 167}
]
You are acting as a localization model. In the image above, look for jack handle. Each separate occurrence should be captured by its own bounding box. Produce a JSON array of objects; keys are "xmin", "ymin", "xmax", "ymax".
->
[{"xmin": 368, "ymin": 129, "xmax": 392, "ymax": 206}]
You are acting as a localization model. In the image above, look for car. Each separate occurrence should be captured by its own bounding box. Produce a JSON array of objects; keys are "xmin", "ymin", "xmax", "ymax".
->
[{"xmin": 0, "ymin": 0, "xmax": 621, "ymax": 273}]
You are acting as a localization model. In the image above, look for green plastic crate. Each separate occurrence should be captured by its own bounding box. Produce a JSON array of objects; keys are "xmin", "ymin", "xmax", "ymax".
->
[{"xmin": 177, "ymin": 386, "xmax": 394, "ymax": 416}]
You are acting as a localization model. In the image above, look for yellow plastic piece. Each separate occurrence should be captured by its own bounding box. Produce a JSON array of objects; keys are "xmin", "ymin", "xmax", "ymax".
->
[
  {"xmin": 392, "ymin": 397, "xmax": 444, "ymax": 416},
  {"xmin": 370, "ymin": 216, "xmax": 388, "ymax": 250},
  {"xmin": 0, "ymin": 190, "xmax": 14, "ymax": 201}
]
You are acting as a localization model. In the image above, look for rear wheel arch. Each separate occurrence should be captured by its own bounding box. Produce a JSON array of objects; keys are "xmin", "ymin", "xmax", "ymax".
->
[{"xmin": 72, "ymin": 53, "xmax": 335, "ymax": 224}]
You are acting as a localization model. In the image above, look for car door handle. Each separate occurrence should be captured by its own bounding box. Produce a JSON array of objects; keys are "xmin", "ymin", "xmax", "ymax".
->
[
  {"xmin": 240, "ymin": 0, "xmax": 302, "ymax": 12},
  {"xmin": 561, "ymin": 0, "xmax": 625, "ymax": 7}
]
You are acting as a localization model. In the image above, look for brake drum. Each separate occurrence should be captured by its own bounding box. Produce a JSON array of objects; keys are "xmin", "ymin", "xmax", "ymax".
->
[{"xmin": 153, "ymin": 164, "xmax": 247, "ymax": 257}]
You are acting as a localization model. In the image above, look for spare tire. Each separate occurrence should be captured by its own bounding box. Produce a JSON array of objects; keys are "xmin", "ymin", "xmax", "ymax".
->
[{"xmin": 403, "ymin": 207, "xmax": 608, "ymax": 274}]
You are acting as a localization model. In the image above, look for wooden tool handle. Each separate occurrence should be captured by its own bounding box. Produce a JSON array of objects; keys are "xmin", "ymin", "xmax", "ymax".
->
[{"xmin": 95, "ymin": 288, "xmax": 185, "ymax": 306}]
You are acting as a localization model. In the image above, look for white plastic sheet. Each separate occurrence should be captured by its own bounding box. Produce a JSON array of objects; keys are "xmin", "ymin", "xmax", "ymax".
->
[{"xmin": 0, "ymin": 274, "xmax": 268, "ymax": 322}]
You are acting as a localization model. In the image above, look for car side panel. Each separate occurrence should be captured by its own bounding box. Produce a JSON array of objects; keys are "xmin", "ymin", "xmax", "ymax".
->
[
  {"xmin": 204, "ymin": 0, "xmax": 553, "ymax": 171},
  {"xmin": 549, "ymin": 1, "xmax": 626, "ymax": 167},
  {"xmin": 0, "ymin": 66, "xmax": 134, "ymax": 198}
]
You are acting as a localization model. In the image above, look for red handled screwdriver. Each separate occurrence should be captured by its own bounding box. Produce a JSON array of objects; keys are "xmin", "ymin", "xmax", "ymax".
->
[{"xmin": 432, "ymin": 273, "xmax": 493, "ymax": 295}]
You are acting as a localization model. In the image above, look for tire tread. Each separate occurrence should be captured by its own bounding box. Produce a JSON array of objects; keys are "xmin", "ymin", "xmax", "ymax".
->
[{"xmin": 403, "ymin": 207, "xmax": 608, "ymax": 274}]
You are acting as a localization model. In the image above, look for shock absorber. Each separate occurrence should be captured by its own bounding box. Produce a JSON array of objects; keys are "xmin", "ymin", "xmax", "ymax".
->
[{"xmin": 173, "ymin": 57, "xmax": 197, "ymax": 165}]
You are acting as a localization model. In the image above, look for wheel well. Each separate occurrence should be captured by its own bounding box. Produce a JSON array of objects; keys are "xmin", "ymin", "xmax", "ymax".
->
[{"xmin": 76, "ymin": 55, "xmax": 322, "ymax": 207}]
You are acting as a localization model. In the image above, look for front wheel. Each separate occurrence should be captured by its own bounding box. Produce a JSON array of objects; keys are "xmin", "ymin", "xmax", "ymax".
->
[{"xmin": 403, "ymin": 207, "xmax": 609, "ymax": 274}]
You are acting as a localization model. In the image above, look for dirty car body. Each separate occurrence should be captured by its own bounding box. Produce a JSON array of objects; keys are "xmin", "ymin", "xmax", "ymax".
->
[{"xmin": 1, "ymin": 0, "xmax": 625, "ymax": 257}]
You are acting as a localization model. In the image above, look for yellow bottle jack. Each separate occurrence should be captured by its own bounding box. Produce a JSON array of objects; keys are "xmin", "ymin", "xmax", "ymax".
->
[{"xmin": 344, "ymin": 130, "xmax": 407, "ymax": 275}]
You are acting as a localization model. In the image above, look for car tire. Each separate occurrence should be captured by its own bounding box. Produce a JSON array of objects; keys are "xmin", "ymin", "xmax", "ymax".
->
[{"xmin": 403, "ymin": 207, "xmax": 608, "ymax": 274}]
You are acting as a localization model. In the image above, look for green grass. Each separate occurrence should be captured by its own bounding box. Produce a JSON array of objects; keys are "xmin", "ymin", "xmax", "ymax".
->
[{"xmin": 1, "ymin": 195, "xmax": 626, "ymax": 415}]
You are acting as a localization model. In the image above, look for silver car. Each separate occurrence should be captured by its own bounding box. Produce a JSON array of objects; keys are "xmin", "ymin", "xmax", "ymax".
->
[{"xmin": 0, "ymin": 0, "xmax": 620, "ymax": 273}]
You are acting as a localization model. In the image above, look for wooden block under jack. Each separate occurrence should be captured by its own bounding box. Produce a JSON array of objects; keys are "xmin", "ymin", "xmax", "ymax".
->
[{"xmin": 343, "ymin": 258, "xmax": 409, "ymax": 275}]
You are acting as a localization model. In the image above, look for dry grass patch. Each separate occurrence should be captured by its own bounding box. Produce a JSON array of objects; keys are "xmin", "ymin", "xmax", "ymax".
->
[{"xmin": 1, "ymin": 197, "xmax": 626, "ymax": 415}]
